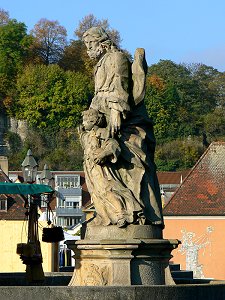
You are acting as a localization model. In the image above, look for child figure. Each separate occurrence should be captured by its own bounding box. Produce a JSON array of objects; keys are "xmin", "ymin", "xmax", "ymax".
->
[{"xmin": 79, "ymin": 108, "xmax": 142, "ymax": 227}]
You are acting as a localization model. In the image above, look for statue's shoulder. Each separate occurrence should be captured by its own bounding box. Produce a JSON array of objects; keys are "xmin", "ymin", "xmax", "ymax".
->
[{"xmin": 107, "ymin": 48, "xmax": 128, "ymax": 63}]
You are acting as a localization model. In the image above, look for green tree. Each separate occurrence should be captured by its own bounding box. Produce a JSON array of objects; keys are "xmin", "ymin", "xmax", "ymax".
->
[
  {"xmin": 203, "ymin": 107, "xmax": 225, "ymax": 138},
  {"xmin": 15, "ymin": 64, "xmax": 93, "ymax": 129},
  {"xmin": 186, "ymin": 63, "xmax": 219, "ymax": 114},
  {"xmin": 148, "ymin": 60, "xmax": 222, "ymax": 138},
  {"xmin": 145, "ymin": 74, "xmax": 180, "ymax": 141},
  {"xmin": 7, "ymin": 127, "xmax": 84, "ymax": 171},
  {"xmin": 155, "ymin": 138, "xmax": 204, "ymax": 171},
  {"xmin": 0, "ymin": 18, "xmax": 32, "ymax": 110},
  {"xmin": 209, "ymin": 71, "xmax": 225, "ymax": 108}
]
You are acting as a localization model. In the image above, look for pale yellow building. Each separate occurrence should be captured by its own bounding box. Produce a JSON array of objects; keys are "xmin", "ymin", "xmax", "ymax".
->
[
  {"xmin": 0, "ymin": 163, "xmax": 57, "ymax": 273},
  {"xmin": 0, "ymin": 220, "xmax": 57, "ymax": 272}
]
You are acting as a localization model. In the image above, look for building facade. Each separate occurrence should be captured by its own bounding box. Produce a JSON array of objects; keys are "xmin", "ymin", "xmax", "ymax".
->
[
  {"xmin": 163, "ymin": 142, "xmax": 225, "ymax": 280},
  {"xmin": 53, "ymin": 172, "xmax": 84, "ymax": 228},
  {"xmin": 0, "ymin": 166, "xmax": 57, "ymax": 272}
]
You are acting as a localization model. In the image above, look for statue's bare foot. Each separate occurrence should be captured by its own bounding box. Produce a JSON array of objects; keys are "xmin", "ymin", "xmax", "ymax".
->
[{"xmin": 117, "ymin": 218, "xmax": 127, "ymax": 228}]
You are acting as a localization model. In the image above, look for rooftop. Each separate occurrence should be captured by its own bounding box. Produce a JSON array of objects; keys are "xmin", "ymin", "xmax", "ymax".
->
[{"xmin": 163, "ymin": 142, "xmax": 225, "ymax": 216}]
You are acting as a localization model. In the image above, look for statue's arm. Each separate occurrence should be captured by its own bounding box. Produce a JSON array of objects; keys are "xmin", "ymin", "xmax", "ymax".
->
[
  {"xmin": 77, "ymin": 125, "xmax": 88, "ymax": 149},
  {"xmin": 106, "ymin": 52, "xmax": 131, "ymax": 137},
  {"xmin": 93, "ymin": 138, "xmax": 121, "ymax": 165}
]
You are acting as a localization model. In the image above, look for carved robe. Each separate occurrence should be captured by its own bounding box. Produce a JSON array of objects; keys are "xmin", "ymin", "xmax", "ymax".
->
[
  {"xmin": 80, "ymin": 127, "xmax": 141, "ymax": 226},
  {"xmin": 89, "ymin": 48, "xmax": 164, "ymax": 226}
]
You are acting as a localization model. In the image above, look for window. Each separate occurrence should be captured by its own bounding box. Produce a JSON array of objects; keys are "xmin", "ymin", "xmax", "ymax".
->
[
  {"xmin": 65, "ymin": 196, "xmax": 81, "ymax": 209},
  {"xmin": 66, "ymin": 201, "xmax": 80, "ymax": 209},
  {"xmin": 58, "ymin": 198, "xmax": 65, "ymax": 208},
  {"xmin": 0, "ymin": 199, "xmax": 7, "ymax": 211},
  {"xmin": 40, "ymin": 194, "xmax": 48, "ymax": 208},
  {"xmin": 58, "ymin": 217, "xmax": 81, "ymax": 227},
  {"xmin": 56, "ymin": 175, "xmax": 80, "ymax": 188}
]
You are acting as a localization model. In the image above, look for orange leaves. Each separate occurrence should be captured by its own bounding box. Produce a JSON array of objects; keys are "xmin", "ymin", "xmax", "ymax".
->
[{"xmin": 147, "ymin": 74, "xmax": 165, "ymax": 91}]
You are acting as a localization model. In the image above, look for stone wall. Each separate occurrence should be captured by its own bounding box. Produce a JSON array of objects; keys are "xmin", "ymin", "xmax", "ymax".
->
[{"xmin": 0, "ymin": 284, "xmax": 225, "ymax": 300}]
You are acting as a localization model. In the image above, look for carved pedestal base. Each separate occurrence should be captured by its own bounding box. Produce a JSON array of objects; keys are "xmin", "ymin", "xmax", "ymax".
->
[{"xmin": 66, "ymin": 225, "xmax": 179, "ymax": 286}]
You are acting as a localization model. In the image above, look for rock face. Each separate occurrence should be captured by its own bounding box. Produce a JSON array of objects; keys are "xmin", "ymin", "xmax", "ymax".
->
[
  {"xmin": 0, "ymin": 113, "xmax": 8, "ymax": 155},
  {"xmin": 9, "ymin": 118, "xmax": 28, "ymax": 141},
  {"xmin": 0, "ymin": 113, "xmax": 28, "ymax": 155}
]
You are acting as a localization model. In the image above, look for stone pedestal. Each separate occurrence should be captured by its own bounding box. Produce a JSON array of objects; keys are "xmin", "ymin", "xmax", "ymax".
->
[{"xmin": 66, "ymin": 225, "xmax": 180, "ymax": 286}]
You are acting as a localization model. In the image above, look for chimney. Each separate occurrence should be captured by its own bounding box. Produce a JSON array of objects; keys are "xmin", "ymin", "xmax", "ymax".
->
[{"xmin": 0, "ymin": 156, "xmax": 8, "ymax": 176}]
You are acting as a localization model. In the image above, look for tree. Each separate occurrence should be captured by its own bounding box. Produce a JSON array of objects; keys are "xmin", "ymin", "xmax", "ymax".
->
[
  {"xmin": 155, "ymin": 138, "xmax": 204, "ymax": 171},
  {"xmin": 75, "ymin": 14, "xmax": 122, "ymax": 47},
  {"xmin": 147, "ymin": 60, "xmax": 223, "ymax": 138},
  {"xmin": 6, "ymin": 127, "xmax": 84, "ymax": 171},
  {"xmin": 186, "ymin": 63, "xmax": 219, "ymax": 114},
  {"xmin": 59, "ymin": 40, "xmax": 94, "ymax": 77},
  {"xmin": 0, "ymin": 18, "xmax": 32, "ymax": 111},
  {"xmin": 15, "ymin": 64, "xmax": 94, "ymax": 129},
  {"xmin": 148, "ymin": 60, "xmax": 191, "ymax": 84},
  {"xmin": 0, "ymin": 8, "xmax": 10, "ymax": 25},
  {"xmin": 203, "ymin": 107, "xmax": 225, "ymax": 138},
  {"xmin": 30, "ymin": 18, "xmax": 67, "ymax": 65},
  {"xmin": 145, "ymin": 74, "xmax": 180, "ymax": 141},
  {"xmin": 209, "ymin": 71, "xmax": 225, "ymax": 108}
]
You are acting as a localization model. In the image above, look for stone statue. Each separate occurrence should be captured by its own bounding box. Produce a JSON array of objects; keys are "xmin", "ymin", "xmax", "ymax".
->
[
  {"xmin": 81, "ymin": 26, "xmax": 164, "ymax": 228},
  {"xmin": 67, "ymin": 27, "xmax": 179, "ymax": 287}
]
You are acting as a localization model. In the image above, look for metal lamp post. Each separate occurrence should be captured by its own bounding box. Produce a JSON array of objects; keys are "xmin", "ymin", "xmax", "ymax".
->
[
  {"xmin": 40, "ymin": 164, "xmax": 54, "ymax": 224},
  {"xmin": 21, "ymin": 149, "xmax": 45, "ymax": 283},
  {"xmin": 40, "ymin": 164, "xmax": 63, "ymax": 271}
]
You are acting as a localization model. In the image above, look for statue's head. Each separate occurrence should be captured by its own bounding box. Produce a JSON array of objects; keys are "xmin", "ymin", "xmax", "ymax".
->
[
  {"xmin": 82, "ymin": 27, "xmax": 112, "ymax": 59},
  {"xmin": 82, "ymin": 108, "xmax": 106, "ymax": 131}
]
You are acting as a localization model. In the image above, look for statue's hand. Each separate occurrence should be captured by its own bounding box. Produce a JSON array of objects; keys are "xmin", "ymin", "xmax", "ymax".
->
[
  {"xmin": 109, "ymin": 109, "xmax": 121, "ymax": 138},
  {"xmin": 93, "ymin": 148, "xmax": 107, "ymax": 165},
  {"xmin": 93, "ymin": 148, "xmax": 113, "ymax": 165}
]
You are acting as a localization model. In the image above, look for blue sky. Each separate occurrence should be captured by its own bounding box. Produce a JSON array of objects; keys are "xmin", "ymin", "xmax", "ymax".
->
[{"xmin": 1, "ymin": 0, "xmax": 225, "ymax": 71}]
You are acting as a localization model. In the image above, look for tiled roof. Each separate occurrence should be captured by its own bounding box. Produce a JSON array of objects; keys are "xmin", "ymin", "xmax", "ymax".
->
[
  {"xmin": 163, "ymin": 142, "xmax": 225, "ymax": 216},
  {"xmin": 157, "ymin": 171, "xmax": 190, "ymax": 184},
  {"xmin": 0, "ymin": 169, "xmax": 26, "ymax": 220}
]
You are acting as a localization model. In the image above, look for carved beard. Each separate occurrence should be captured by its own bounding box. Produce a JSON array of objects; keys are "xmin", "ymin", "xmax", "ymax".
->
[{"xmin": 87, "ymin": 45, "xmax": 104, "ymax": 59}]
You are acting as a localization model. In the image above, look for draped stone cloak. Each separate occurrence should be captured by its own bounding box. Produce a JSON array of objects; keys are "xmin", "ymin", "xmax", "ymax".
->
[{"xmin": 90, "ymin": 48, "xmax": 164, "ymax": 226}]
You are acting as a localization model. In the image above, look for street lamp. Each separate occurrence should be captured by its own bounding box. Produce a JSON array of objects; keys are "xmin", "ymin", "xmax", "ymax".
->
[
  {"xmin": 39, "ymin": 164, "xmax": 54, "ymax": 224},
  {"xmin": 39, "ymin": 164, "xmax": 54, "ymax": 188},
  {"xmin": 20, "ymin": 149, "xmax": 44, "ymax": 283},
  {"xmin": 39, "ymin": 163, "xmax": 64, "ymax": 243},
  {"xmin": 21, "ymin": 149, "xmax": 38, "ymax": 183}
]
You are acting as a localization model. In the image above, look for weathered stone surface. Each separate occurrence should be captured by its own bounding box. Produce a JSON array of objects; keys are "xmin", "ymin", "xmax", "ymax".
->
[
  {"xmin": 80, "ymin": 26, "xmax": 164, "ymax": 228},
  {"xmin": 71, "ymin": 26, "xmax": 179, "ymax": 288},
  {"xmin": 83, "ymin": 224, "xmax": 162, "ymax": 240},
  {"xmin": 66, "ymin": 238, "xmax": 179, "ymax": 286},
  {"xmin": 1, "ymin": 284, "xmax": 225, "ymax": 300}
]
